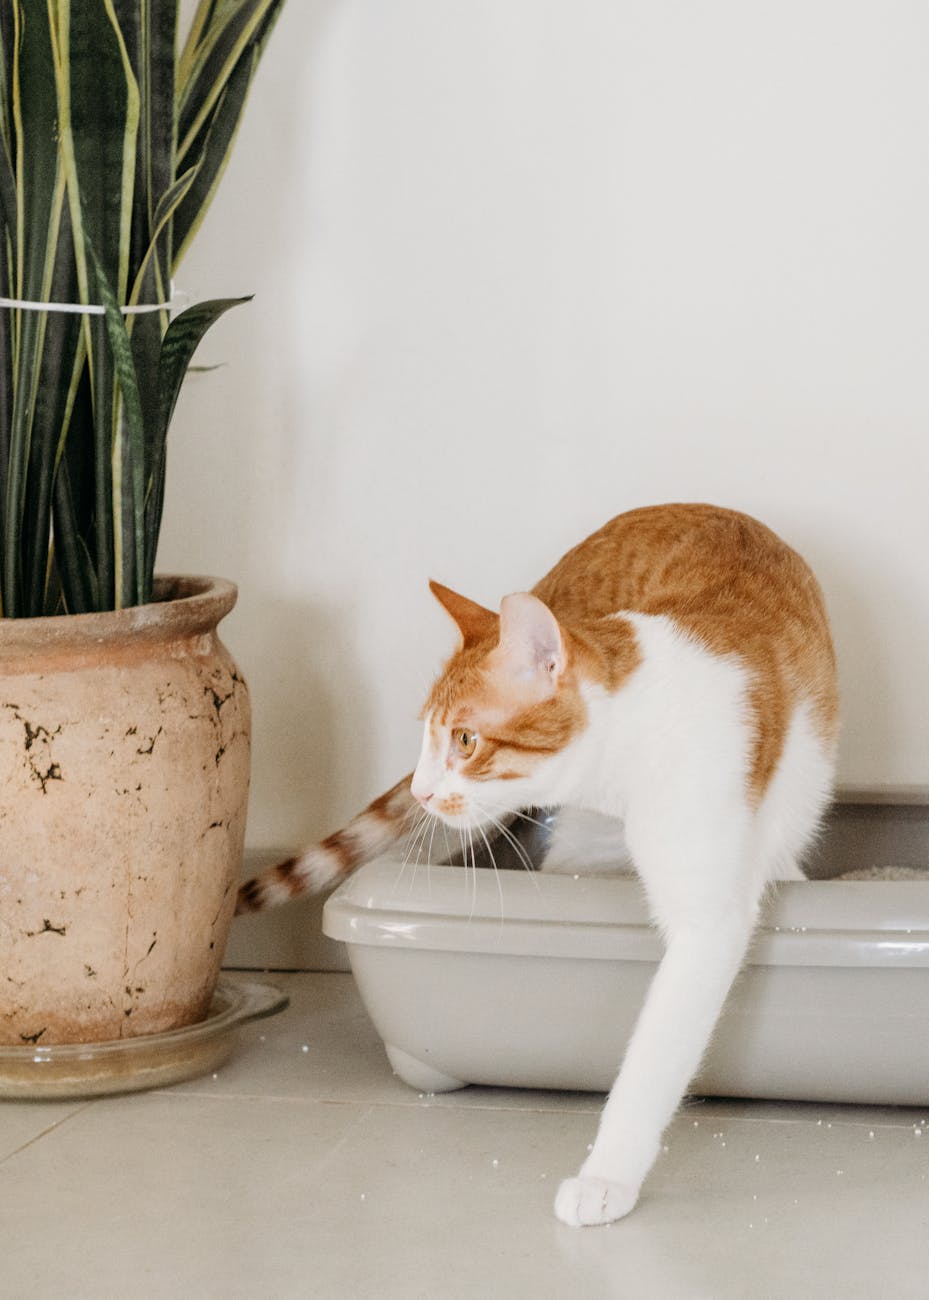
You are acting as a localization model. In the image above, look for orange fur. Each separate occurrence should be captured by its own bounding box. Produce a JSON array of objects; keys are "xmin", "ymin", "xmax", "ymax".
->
[{"xmin": 431, "ymin": 504, "xmax": 837, "ymax": 803}]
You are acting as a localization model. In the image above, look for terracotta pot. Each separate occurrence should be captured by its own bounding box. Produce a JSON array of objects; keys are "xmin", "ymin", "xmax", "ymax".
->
[{"xmin": 0, "ymin": 577, "xmax": 250, "ymax": 1045}]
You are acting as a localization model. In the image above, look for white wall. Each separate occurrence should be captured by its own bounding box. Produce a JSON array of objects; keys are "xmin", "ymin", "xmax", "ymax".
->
[{"xmin": 161, "ymin": 0, "xmax": 929, "ymax": 856}]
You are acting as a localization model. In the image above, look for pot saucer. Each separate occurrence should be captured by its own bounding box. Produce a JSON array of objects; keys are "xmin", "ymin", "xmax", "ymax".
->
[{"xmin": 0, "ymin": 979, "xmax": 288, "ymax": 1101}]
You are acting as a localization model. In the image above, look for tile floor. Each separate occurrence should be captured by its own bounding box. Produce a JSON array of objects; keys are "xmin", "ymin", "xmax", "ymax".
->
[{"xmin": 3, "ymin": 971, "xmax": 928, "ymax": 1300}]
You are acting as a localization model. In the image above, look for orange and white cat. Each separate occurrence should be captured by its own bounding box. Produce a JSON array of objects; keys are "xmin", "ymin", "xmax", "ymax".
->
[{"xmin": 238, "ymin": 503, "xmax": 839, "ymax": 1227}]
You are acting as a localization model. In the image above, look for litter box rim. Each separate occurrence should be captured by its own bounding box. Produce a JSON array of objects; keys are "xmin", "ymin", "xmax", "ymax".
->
[{"xmin": 324, "ymin": 862, "xmax": 929, "ymax": 970}]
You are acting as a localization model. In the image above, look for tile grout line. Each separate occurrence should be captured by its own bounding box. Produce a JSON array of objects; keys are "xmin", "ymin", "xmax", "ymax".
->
[{"xmin": 0, "ymin": 1101, "xmax": 98, "ymax": 1166}]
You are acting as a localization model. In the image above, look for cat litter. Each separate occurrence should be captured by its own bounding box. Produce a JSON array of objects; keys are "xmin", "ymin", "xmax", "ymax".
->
[{"xmin": 323, "ymin": 814, "xmax": 929, "ymax": 1106}]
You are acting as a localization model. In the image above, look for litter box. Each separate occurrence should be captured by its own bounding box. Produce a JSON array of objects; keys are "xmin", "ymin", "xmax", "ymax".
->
[{"xmin": 322, "ymin": 805, "xmax": 929, "ymax": 1106}]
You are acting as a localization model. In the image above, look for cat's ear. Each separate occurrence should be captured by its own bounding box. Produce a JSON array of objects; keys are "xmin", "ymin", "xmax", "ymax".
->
[
  {"xmin": 496, "ymin": 592, "xmax": 565, "ymax": 693},
  {"xmin": 429, "ymin": 580, "xmax": 499, "ymax": 647}
]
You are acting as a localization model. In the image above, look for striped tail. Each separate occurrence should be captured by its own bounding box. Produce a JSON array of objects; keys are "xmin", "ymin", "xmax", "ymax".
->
[{"xmin": 235, "ymin": 773, "xmax": 416, "ymax": 913}]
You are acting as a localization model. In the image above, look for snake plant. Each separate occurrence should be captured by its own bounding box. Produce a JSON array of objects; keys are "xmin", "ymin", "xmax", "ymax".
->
[{"xmin": 0, "ymin": 1, "xmax": 285, "ymax": 617}]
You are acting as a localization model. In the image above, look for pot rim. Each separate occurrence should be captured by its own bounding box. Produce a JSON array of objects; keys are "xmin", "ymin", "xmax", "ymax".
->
[{"xmin": 0, "ymin": 575, "xmax": 237, "ymax": 652}]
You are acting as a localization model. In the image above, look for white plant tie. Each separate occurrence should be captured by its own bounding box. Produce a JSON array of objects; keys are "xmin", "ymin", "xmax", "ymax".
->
[{"xmin": 0, "ymin": 287, "xmax": 188, "ymax": 316}]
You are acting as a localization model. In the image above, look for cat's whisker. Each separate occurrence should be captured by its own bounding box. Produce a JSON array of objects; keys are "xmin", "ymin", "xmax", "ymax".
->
[
  {"xmin": 499, "ymin": 806, "xmax": 556, "ymax": 835},
  {"xmin": 409, "ymin": 810, "xmax": 432, "ymax": 862},
  {"xmin": 425, "ymin": 814, "xmax": 439, "ymax": 892},
  {"xmin": 476, "ymin": 796, "xmax": 546, "ymax": 828},
  {"xmin": 393, "ymin": 810, "xmax": 425, "ymax": 893},
  {"xmin": 413, "ymin": 809, "xmax": 441, "ymax": 892},
  {"xmin": 470, "ymin": 800, "xmax": 542, "ymax": 882},
  {"xmin": 487, "ymin": 816, "xmax": 537, "ymax": 875},
  {"xmin": 476, "ymin": 822, "xmax": 506, "ymax": 926},
  {"xmin": 470, "ymin": 826, "xmax": 480, "ymax": 921},
  {"xmin": 440, "ymin": 820, "xmax": 453, "ymax": 866},
  {"xmin": 396, "ymin": 808, "xmax": 434, "ymax": 895},
  {"xmin": 492, "ymin": 802, "xmax": 606, "ymax": 872},
  {"xmin": 457, "ymin": 825, "xmax": 467, "ymax": 887},
  {"xmin": 397, "ymin": 811, "xmax": 420, "ymax": 870}
]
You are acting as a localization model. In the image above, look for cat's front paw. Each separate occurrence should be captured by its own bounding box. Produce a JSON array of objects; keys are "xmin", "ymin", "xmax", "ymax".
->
[{"xmin": 554, "ymin": 1175, "xmax": 639, "ymax": 1227}]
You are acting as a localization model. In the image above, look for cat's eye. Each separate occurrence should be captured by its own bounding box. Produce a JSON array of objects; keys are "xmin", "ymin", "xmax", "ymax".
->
[{"xmin": 453, "ymin": 728, "xmax": 477, "ymax": 758}]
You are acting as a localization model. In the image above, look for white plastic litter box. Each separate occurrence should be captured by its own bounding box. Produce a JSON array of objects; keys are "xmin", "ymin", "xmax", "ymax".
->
[{"xmin": 323, "ymin": 809, "xmax": 929, "ymax": 1106}]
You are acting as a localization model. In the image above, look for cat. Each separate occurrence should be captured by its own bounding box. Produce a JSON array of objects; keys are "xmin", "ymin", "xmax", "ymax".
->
[{"xmin": 237, "ymin": 502, "xmax": 839, "ymax": 1227}]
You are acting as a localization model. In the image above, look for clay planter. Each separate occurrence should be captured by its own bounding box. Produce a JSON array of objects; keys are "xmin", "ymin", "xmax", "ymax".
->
[{"xmin": 0, "ymin": 577, "xmax": 250, "ymax": 1046}]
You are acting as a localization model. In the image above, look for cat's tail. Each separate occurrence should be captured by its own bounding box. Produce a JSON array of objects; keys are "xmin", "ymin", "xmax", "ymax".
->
[{"xmin": 235, "ymin": 772, "xmax": 417, "ymax": 913}]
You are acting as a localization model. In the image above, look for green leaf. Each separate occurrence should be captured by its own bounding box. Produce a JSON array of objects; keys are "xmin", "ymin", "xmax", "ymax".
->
[
  {"xmin": 0, "ymin": 11, "xmax": 17, "ymax": 238},
  {"xmin": 86, "ymin": 238, "xmax": 148, "ymax": 609},
  {"xmin": 177, "ymin": 0, "xmax": 280, "ymax": 163},
  {"xmin": 66, "ymin": 1, "xmax": 140, "ymax": 304},
  {"xmin": 4, "ymin": 3, "xmax": 65, "ymax": 618},
  {"xmin": 172, "ymin": 49, "xmax": 257, "ymax": 267},
  {"xmin": 22, "ymin": 193, "xmax": 84, "ymax": 616},
  {"xmin": 173, "ymin": 0, "xmax": 285, "ymax": 265},
  {"xmin": 143, "ymin": 295, "xmax": 249, "ymax": 591},
  {"xmin": 52, "ymin": 450, "xmax": 98, "ymax": 614},
  {"xmin": 118, "ymin": 0, "xmax": 177, "ymax": 273}
]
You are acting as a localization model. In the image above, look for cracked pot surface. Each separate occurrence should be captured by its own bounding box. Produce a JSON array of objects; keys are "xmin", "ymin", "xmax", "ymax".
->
[{"xmin": 0, "ymin": 578, "xmax": 251, "ymax": 1045}]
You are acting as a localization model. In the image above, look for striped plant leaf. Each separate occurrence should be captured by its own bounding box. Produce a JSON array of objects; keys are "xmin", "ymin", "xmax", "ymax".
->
[
  {"xmin": 173, "ymin": 0, "xmax": 285, "ymax": 263},
  {"xmin": 0, "ymin": 12, "xmax": 16, "ymax": 237},
  {"xmin": 177, "ymin": 0, "xmax": 279, "ymax": 163},
  {"xmin": 143, "ymin": 294, "xmax": 249, "ymax": 591},
  {"xmin": 4, "ymin": 6, "xmax": 65, "ymax": 618},
  {"xmin": 87, "ymin": 237, "xmax": 148, "ymax": 608},
  {"xmin": 23, "ymin": 193, "xmax": 83, "ymax": 616},
  {"xmin": 0, "ymin": 0, "xmax": 287, "ymax": 616},
  {"xmin": 0, "ymin": 5, "xmax": 12, "ymax": 605}
]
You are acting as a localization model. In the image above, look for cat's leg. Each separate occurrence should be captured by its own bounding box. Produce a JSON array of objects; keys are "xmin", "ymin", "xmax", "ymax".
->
[{"xmin": 554, "ymin": 826, "xmax": 761, "ymax": 1228}]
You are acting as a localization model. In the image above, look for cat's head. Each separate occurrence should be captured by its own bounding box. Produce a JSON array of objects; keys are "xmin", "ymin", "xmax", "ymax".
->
[{"xmin": 410, "ymin": 581, "xmax": 587, "ymax": 828}]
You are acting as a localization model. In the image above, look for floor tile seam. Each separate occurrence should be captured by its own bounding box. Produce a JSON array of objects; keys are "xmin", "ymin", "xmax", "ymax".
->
[
  {"xmin": 147, "ymin": 1087, "xmax": 373, "ymax": 1109},
  {"xmin": 678, "ymin": 1112, "xmax": 927, "ymax": 1133},
  {"xmin": 297, "ymin": 1094, "xmax": 928, "ymax": 1127},
  {"xmin": 146, "ymin": 1088, "xmax": 603, "ymax": 1117},
  {"xmin": 144, "ymin": 1082, "xmax": 927, "ymax": 1130},
  {"xmin": 346, "ymin": 1095, "xmax": 604, "ymax": 1117},
  {"xmin": 0, "ymin": 1101, "xmax": 95, "ymax": 1165}
]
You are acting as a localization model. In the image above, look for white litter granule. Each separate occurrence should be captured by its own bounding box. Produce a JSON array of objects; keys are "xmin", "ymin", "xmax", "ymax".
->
[
  {"xmin": 915, "ymin": 1128, "xmax": 923, "ymax": 1138},
  {"xmin": 754, "ymin": 1154, "xmax": 761, "ymax": 1163},
  {"xmin": 868, "ymin": 1131, "xmax": 875, "ymax": 1139},
  {"xmin": 301, "ymin": 1044, "xmax": 309, "ymax": 1053},
  {"xmin": 492, "ymin": 1159, "xmax": 499, "ymax": 1168}
]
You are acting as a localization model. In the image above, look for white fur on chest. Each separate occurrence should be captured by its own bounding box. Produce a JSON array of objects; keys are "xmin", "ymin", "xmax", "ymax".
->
[{"xmin": 544, "ymin": 612, "xmax": 753, "ymax": 821}]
